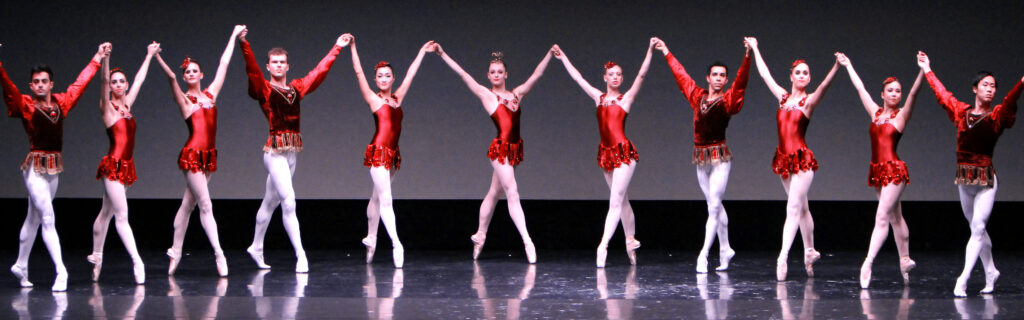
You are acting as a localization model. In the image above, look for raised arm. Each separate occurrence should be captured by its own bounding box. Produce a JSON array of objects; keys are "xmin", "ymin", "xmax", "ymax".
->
[
  {"xmin": 124, "ymin": 42, "xmax": 159, "ymax": 106},
  {"xmin": 899, "ymin": 70, "xmax": 925, "ymax": 123},
  {"xmin": 433, "ymin": 43, "xmax": 492, "ymax": 102},
  {"xmin": 512, "ymin": 45, "xmax": 554, "ymax": 98},
  {"xmin": 725, "ymin": 42, "xmax": 753, "ymax": 114},
  {"xmin": 620, "ymin": 38, "xmax": 657, "ymax": 107},
  {"xmin": 294, "ymin": 33, "xmax": 348, "ymax": 98},
  {"xmin": 745, "ymin": 37, "xmax": 787, "ymax": 100},
  {"xmin": 394, "ymin": 40, "xmax": 434, "ymax": 102},
  {"xmin": 656, "ymin": 38, "xmax": 700, "ymax": 109},
  {"xmin": 836, "ymin": 53, "xmax": 879, "ymax": 116},
  {"xmin": 238, "ymin": 28, "xmax": 269, "ymax": 101},
  {"xmin": 348, "ymin": 35, "xmax": 379, "ymax": 106},
  {"xmin": 206, "ymin": 25, "xmax": 246, "ymax": 98},
  {"xmin": 803, "ymin": 55, "xmax": 841, "ymax": 114},
  {"xmin": 100, "ymin": 47, "xmax": 112, "ymax": 112},
  {"xmin": 0, "ymin": 45, "xmax": 27, "ymax": 117},
  {"xmin": 63, "ymin": 42, "xmax": 107, "ymax": 113},
  {"xmin": 993, "ymin": 75, "xmax": 1024, "ymax": 128},
  {"xmin": 552, "ymin": 45, "xmax": 602, "ymax": 103},
  {"xmin": 153, "ymin": 53, "xmax": 190, "ymax": 116},
  {"xmin": 918, "ymin": 51, "xmax": 962, "ymax": 121}
]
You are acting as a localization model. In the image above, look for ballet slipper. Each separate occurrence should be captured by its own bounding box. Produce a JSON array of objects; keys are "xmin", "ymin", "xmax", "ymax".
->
[
  {"xmin": 899, "ymin": 256, "xmax": 916, "ymax": 285},
  {"xmin": 804, "ymin": 248, "xmax": 821, "ymax": 277},
  {"xmin": 51, "ymin": 271, "xmax": 67, "ymax": 292},
  {"xmin": 981, "ymin": 269, "xmax": 999, "ymax": 294},
  {"xmin": 716, "ymin": 248, "xmax": 736, "ymax": 271},
  {"xmin": 296, "ymin": 254, "xmax": 309, "ymax": 273},
  {"xmin": 392, "ymin": 245, "xmax": 404, "ymax": 268},
  {"xmin": 860, "ymin": 259, "xmax": 872, "ymax": 289},
  {"xmin": 696, "ymin": 256, "xmax": 709, "ymax": 274},
  {"xmin": 596, "ymin": 246, "xmax": 608, "ymax": 268},
  {"xmin": 87, "ymin": 252, "xmax": 103, "ymax": 282},
  {"xmin": 524, "ymin": 241, "xmax": 537, "ymax": 264},
  {"xmin": 133, "ymin": 261, "xmax": 146, "ymax": 285},
  {"xmin": 625, "ymin": 238, "xmax": 641, "ymax": 266},
  {"xmin": 215, "ymin": 252, "xmax": 228, "ymax": 277},
  {"xmin": 776, "ymin": 257, "xmax": 788, "ymax": 281},
  {"xmin": 362, "ymin": 236, "xmax": 377, "ymax": 264},
  {"xmin": 246, "ymin": 245, "xmax": 271, "ymax": 269},
  {"xmin": 166, "ymin": 248, "xmax": 181, "ymax": 275},
  {"xmin": 470, "ymin": 233, "xmax": 486, "ymax": 260},
  {"xmin": 953, "ymin": 275, "xmax": 967, "ymax": 297},
  {"xmin": 10, "ymin": 264, "xmax": 32, "ymax": 287}
]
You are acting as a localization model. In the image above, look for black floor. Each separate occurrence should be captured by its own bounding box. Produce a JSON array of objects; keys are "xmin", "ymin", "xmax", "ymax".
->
[{"xmin": 2, "ymin": 249, "xmax": 1021, "ymax": 319}]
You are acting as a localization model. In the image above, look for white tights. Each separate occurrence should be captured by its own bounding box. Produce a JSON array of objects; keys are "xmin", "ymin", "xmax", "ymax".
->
[
  {"xmin": 957, "ymin": 178, "xmax": 998, "ymax": 281},
  {"xmin": 366, "ymin": 166, "xmax": 402, "ymax": 248},
  {"xmin": 474, "ymin": 160, "xmax": 533, "ymax": 244},
  {"xmin": 250, "ymin": 152, "xmax": 305, "ymax": 256},
  {"xmin": 169, "ymin": 170, "xmax": 224, "ymax": 255},
  {"xmin": 14, "ymin": 168, "xmax": 66, "ymax": 274},
  {"xmin": 598, "ymin": 162, "xmax": 637, "ymax": 249},
  {"xmin": 92, "ymin": 179, "xmax": 143, "ymax": 263},
  {"xmin": 778, "ymin": 170, "xmax": 815, "ymax": 259},
  {"xmin": 864, "ymin": 183, "xmax": 910, "ymax": 262},
  {"xmin": 695, "ymin": 161, "xmax": 733, "ymax": 259}
]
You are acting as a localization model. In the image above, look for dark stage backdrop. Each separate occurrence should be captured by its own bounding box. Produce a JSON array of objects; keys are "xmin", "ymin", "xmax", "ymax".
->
[{"xmin": 0, "ymin": 1, "xmax": 1022, "ymax": 201}]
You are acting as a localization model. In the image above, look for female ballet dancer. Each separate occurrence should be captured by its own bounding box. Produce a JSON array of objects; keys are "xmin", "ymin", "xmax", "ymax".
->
[
  {"xmin": 836, "ymin": 53, "xmax": 923, "ymax": 288},
  {"xmin": 154, "ymin": 25, "xmax": 245, "ymax": 276},
  {"xmin": 553, "ymin": 38, "xmax": 656, "ymax": 268},
  {"xmin": 3, "ymin": 42, "xmax": 108, "ymax": 291},
  {"xmin": 349, "ymin": 34, "xmax": 434, "ymax": 268},
  {"xmin": 654, "ymin": 37, "xmax": 751, "ymax": 273},
  {"xmin": 89, "ymin": 42, "xmax": 160, "ymax": 284},
  {"xmin": 746, "ymin": 37, "xmax": 839, "ymax": 281},
  {"xmin": 917, "ymin": 51, "xmax": 1022, "ymax": 296},
  {"xmin": 434, "ymin": 43, "xmax": 555, "ymax": 263}
]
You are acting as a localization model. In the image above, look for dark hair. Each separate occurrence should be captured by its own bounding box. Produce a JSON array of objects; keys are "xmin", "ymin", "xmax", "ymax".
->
[
  {"xmin": 375, "ymin": 61, "xmax": 393, "ymax": 71},
  {"xmin": 971, "ymin": 71, "xmax": 997, "ymax": 89},
  {"xmin": 110, "ymin": 67, "xmax": 127, "ymax": 79},
  {"xmin": 30, "ymin": 64, "xmax": 53, "ymax": 81},
  {"xmin": 789, "ymin": 59, "xmax": 807, "ymax": 71},
  {"xmin": 490, "ymin": 52, "xmax": 507, "ymax": 71},
  {"xmin": 267, "ymin": 47, "xmax": 288, "ymax": 63},
  {"xmin": 706, "ymin": 61, "xmax": 729, "ymax": 76},
  {"xmin": 180, "ymin": 56, "xmax": 201, "ymax": 72}
]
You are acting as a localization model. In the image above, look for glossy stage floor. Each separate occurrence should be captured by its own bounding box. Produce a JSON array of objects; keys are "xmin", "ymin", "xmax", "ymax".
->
[{"xmin": 1, "ymin": 249, "xmax": 1019, "ymax": 319}]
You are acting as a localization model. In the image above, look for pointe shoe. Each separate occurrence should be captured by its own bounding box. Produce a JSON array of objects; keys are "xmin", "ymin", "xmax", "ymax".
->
[
  {"xmin": 859, "ymin": 260, "xmax": 872, "ymax": 289},
  {"xmin": 596, "ymin": 246, "xmax": 608, "ymax": 268},
  {"xmin": 392, "ymin": 245, "xmax": 404, "ymax": 268},
  {"xmin": 10, "ymin": 264, "xmax": 32, "ymax": 288},
  {"xmin": 133, "ymin": 262, "xmax": 146, "ymax": 285},
  {"xmin": 716, "ymin": 249, "xmax": 736, "ymax": 271},
  {"xmin": 981, "ymin": 269, "xmax": 1000, "ymax": 294},
  {"xmin": 296, "ymin": 255, "xmax": 309, "ymax": 273},
  {"xmin": 625, "ymin": 238, "xmax": 641, "ymax": 265},
  {"xmin": 470, "ymin": 233, "xmax": 486, "ymax": 260},
  {"xmin": 953, "ymin": 275, "xmax": 968, "ymax": 297},
  {"xmin": 51, "ymin": 271, "xmax": 67, "ymax": 292},
  {"xmin": 362, "ymin": 237, "xmax": 377, "ymax": 264},
  {"xmin": 899, "ymin": 256, "xmax": 916, "ymax": 285},
  {"xmin": 804, "ymin": 248, "xmax": 821, "ymax": 277},
  {"xmin": 215, "ymin": 252, "xmax": 229, "ymax": 277},
  {"xmin": 776, "ymin": 258, "xmax": 788, "ymax": 281},
  {"xmin": 87, "ymin": 252, "xmax": 103, "ymax": 281},
  {"xmin": 166, "ymin": 248, "xmax": 181, "ymax": 275},
  {"xmin": 524, "ymin": 242, "xmax": 537, "ymax": 264},
  {"xmin": 246, "ymin": 246, "xmax": 271, "ymax": 269},
  {"xmin": 696, "ymin": 256, "xmax": 709, "ymax": 273}
]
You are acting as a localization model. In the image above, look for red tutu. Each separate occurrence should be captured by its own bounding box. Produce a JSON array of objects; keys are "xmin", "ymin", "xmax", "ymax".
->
[
  {"xmin": 264, "ymin": 131, "xmax": 303, "ymax": 153},
  {"xmin": 178, "ymin": 148, "xmax": 217, "ymax": 173},
  {"xmin": 867, "ymin": 160, "xmax": 909, "ymax": 187},
  {"xmin": 955, "ymin": 164, "xmax": 995, "ymax": 187},
  {"xmin": 21, "ymin": 151, "xmax": 63, "ymax": 174},
  {"xmin": 693, "ymin": 142, "xmax": 731, "ymax": 165},
  {"xmin": 597, "ymin": 140, "xmax": 639, "ymax": 172},
  {"xmin": 364, "ymin": 144, "xmax": 401, "ymax": 170},
  {"xmin": 488, "ymin": 138, "xmax": 523, "ymax": 167},
  {"xmin": 96, "ymin": 156, "xmax": 137, "ymax": 186},
  {"xmin": 772, "ymin": 147, "xmax": 818, "ymax": 179}
]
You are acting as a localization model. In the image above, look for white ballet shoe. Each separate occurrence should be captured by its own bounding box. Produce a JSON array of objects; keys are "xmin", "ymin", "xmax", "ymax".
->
[
  {"xmin": 392, "ymin": 245, "xmax": 404, "ymax": 268},
  {"xmin": 804, "ymin": 248, "xmax": 821, "ymax": 277},
  {"xmin": 133, "ymin": 262, "xmax": 146, "ymax": 285},
  {"xmin": 696, "ymin": 256, "xmax": 709, "ymax": 274},
  {"xmin": 296, "ymin": 254, "xmax": 309, "ymax": 273},
  {"xmin": 716, "ymin": 249, "xmax": 736, "ymax": 271},
  {"xmin": 859, "ymin": 260, "xmax": 872, "ymax": 289},
  {"xmin": 953, "ymin": 275, "xmax": 968, "ymax": 297},
  {"xmin": 625, "ymin": 238, "xmax": 641, "ymax": 265},
  {"xmin": 524, "ymin": 241, "xmax": 537, "ymax": 264},
  {"xmin": 215, "ymin": 252, "xmax": 228, "ymax": 277},
  {"xmin": 470, "ymin": 233, "xmax": 486, "ymax": 260},
  {"xmin": 246, "ymin": 246, "xmax": 271, "ymax": 269},
  {"xmin": 87, "ymin": 252, "xmax": 103, "ymax": 281},
  {"xmin": 166, "ymin": 248, "xmax": 181, "ymax": 275},
  {"xmin": 362, "ymin": 237, "xmax": 377, "ymax": 264},
  {"xmin": 776, "ymin": 258, "xmax": 788, "ymax": 282},
  {"xmin": 596, "ymin": 246, "xmax": 608, "ymax": 268},
  {"xmin": 10, "ymin": 264, "xmax": 32, "ymax": 287},
  {"xmin": 899, "ymin": 256, "xmax": 916, "ymax": 285},
  {"xmin": 981, "ymin": 269, "xmax": 1000, "ymax": 294},
  {"xmin": 51, "ymin": 271, "xmax": 67, "ymax": 292}
]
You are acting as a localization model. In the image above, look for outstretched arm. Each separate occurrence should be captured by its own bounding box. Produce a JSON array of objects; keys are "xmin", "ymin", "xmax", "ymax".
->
[
  {"xmin": 725, "ymin": 41, "xmax": 753, "ymax": 114},
  {"xmin": 348, "ymin": 35, "xmax": 379, "ymax": 107},
  {"xmin": 918, "ymin": 51, "xmax": 961, "ymax": 121},
  {"xmin": 154, "ymin": 53, "xmax": 190, "ymax": 116},
  {"xmin": 125, "ymin": 42, "xmax": 159, "ymax": 106},
  {"xmin": 433, "ymin": 43, "xmax": 492, "ymax": 102},
  {"xmin": 206, "ymin": 25, "xmax": 246, "ymax": 98},
  {"xmin": 836, "ymin": 53, "xmax": 879, "ymax": 116},
  {"xmin": 552, "ymin": 45, "xmax": 602, "ymax": 103},
  {"xmin": 295, "ymin": 33, "xmax": 348, "ymax": 98},
  {"xmin": 656, "ymin": 38, "xmax": 700, "ymax": 109},
  {"xmin": 512, "ymin": 45, "xmax": 554, "ymax": 98},
  {"xmin": 100, "ymin": 47, "xmax": 112, "ymax": 112},
  {"xmin": 899, "ymin": 70, "xmax": 925, "ymax": 123},
  {"xmin": 745, "ymin": 37, "xmax": 787, "ymax": 100},
  {"xmin": 804, "ymin": 55, "xmax": 840, "ymax": 114},
  {"xmin": 394, "ymin": 40, "xmax": 435, "ymax": 102},
  {"xmin": 64, "ymin": 42, "xmax": 108, "ymax": 113},
  {"xmin": 238, "ymin": 28, "xmax": 268, "ymax": 101},
  {"xmin": 621, "ymin": 38, "xmax": 657, "ymax": 107}
]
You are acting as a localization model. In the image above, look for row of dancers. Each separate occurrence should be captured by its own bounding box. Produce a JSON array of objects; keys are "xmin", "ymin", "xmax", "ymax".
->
[{"xmin": 2, "ymin": 26, "xmax": 1019, "ymax": 297}]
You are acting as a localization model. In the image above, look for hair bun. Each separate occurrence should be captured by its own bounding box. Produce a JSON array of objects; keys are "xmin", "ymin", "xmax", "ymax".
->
[
  {"xmin": 604, "ymin": 61, "xmax": 619, "ymax": 70},
  {"xmin": 375, "ymin": 61, "xmax": 392, "ymax": 70},
  {"xmin": 882, "ymin": 77, "xmax": 899, "ymax": 86},
  {"xmin": 491, "ymin": 52, "xmax": 504, "ymax": 61}
]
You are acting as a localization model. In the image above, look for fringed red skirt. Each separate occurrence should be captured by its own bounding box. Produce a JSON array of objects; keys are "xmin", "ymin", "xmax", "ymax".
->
[
  {"xmin": 772, "ymin": 147, "xmax": 818, "ymax": 179},
  {"xmin": 868, "ymin": 160, "xmax": 909, "ymax": 187},
  {"xmin": 488, "ymin": 138, "xmax": 523, "ymax": 167},
  {"xmin": 21, "ymin": 151, "xmax": 63, "ymax": 175},
  {"xmin": 264, "ymin": 132, "xmax": 303, "ymax": 153},
  {"xmin": 179, "ymin": 148, "xmax": 217, "ymax": 173},
  {"xmin": 693, "ymin": 142, "xmax": 731, "ymax": 166},
  {"xmin": 96, "ymin": 156, "xmax": 137, "ymax": 186},
  {"xmin": 598, "ymin": 140, "xmax": 639, "ymax": 172},
  {"xmin": 364, "ymin": 144, "xmax": 401, "ymax": 170},
  {"xmin": 955, "ymin": 164, "xmax": 995, "ymax": 187}
]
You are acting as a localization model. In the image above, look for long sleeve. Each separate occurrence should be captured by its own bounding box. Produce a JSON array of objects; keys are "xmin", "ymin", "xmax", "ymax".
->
[
  {"xmin": 993, "ymin": 78, "xmax": 1023, "ymax": 129},
  {"xmin": 56, "ymin": 59, "xmax": 100, "ymax": 115},
  {"xmin": 925, "ymin": 71, "xmax": 965, "ymax": 122},
  {"xmin": 240, "ymin": 40, "xmax": 269, "ymax": 102},
  {"xmin": 1, "ymin": 61, "xmax": 27, "ymax": 118},
  {"xmin": 293, "ymin": 45, "xmax": 343, "ymax": 98},
  {"xmin": 724, "ymin": 54, "xmax": 751, "ymax": 115},
  {"xmin": 665, "ymin": 53, "xmax": 703, "ymax": 110}
]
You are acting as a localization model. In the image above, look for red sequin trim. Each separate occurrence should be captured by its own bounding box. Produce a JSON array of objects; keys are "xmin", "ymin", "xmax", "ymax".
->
[
  {"xmin": 96, "ymin": 156, "xmax": 137, "ymax": 186},
  {"xmin": 178, "ymin": 148, "xmax": 217, "ymax": 173},
  {"xmin": 867, "ymin": 160, "xmax": 909, "ymax": 187},
  {"xmin": 20, "ymin": 151, "xmax": 63, "ymax": 174},
  {"xmin": 488, "ymin": 138, "xmax": 523, "ymax": 167},
  {"xmin": 955, "ymin": 164, "xmax": 995, "ymax": 187},
  {"xmin": 597, "ymin": 140, "xmax": 639, "ymax": 172},
  {"xmin": 772, "ymin": 147, "xmax": 818, "ymax": 179},
  {"xmin": 693, "ymin": 142, "xmax": 731, "ymax": 165},
  {"xmin": 364, "ymin": 144, "xmax": 401, "ymax": 170},
  {"xmin": 264, "ymin": 132, "xmax": 303, "ymax": 153}
]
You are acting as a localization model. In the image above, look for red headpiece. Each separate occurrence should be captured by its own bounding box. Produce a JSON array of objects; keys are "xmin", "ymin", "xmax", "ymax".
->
[
  {"xmin": 180, "ymin": 56, "xmax": 194, "ymax": 71},
  {"xmin": 790, "ymin": 59, "xmax": 806, "ymax": 69},
  {"xmin": 604, "ymin": 61, "xmax": 619, "ymax": 70},
  {"xmin": 882, "ymin": 77, "xmax": 899, "ymax": 86},
  {"xmin": 375, "ymin": 61, "xmax": 392, "ymax": 70},
  {"xmin": 109, "ymin": 67, "xmax": 124, "ymax": 76}
]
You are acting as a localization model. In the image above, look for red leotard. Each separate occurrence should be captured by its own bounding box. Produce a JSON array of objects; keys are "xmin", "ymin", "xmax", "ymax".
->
[
  {"xmin": 178, "ymin": 92, "xmax": 218, "ymax": 173},
  {"xmin": 867, "ymin": 109, "xmax": 909, "ymax": 187},
  {"xmin": 1, "ymin": 59, "xmax": 100, "ymax": 174},
  {"xmin": 772, "ymin": 94, "xmax": 818, "ymax": 179},
  {"xmin": 926, "ymin": 71, "xmax": 1021, "ymax": 186},
  {"xmin": 487, "ymin": 92, "xmax": 523, "ymax": 166},
  {"xmin": 96, "ymin": 108, "xmax": 138, "ymax": 186},
  {"xmin": 596, "ymin": 94, "xmax": 639, "ymax": 172},
  {"xmin": 364, "ymin": 93, "xmax": 403, "ymax": 170}
]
